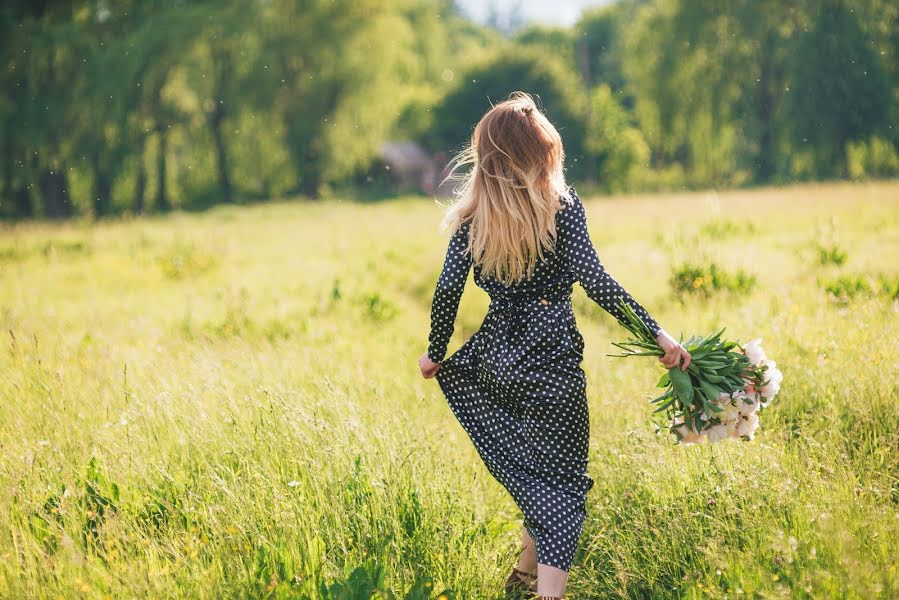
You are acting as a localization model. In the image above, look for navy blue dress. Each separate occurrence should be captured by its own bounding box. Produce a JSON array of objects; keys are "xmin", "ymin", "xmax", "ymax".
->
[{"xmin": 427, "ymin": 186, "xmax": 662, "ymax": 571}]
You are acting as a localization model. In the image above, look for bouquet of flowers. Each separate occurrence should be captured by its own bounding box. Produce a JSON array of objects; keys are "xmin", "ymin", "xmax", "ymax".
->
[{"xmin": 608, "ymin": 299, "xmax": 783, "ymax": 444}]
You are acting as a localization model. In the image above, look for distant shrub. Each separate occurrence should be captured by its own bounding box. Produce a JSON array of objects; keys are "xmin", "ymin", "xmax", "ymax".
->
[
  {"xmin": 670, "ymin": 263, "xmax": 756, "ymax": 297},
  {"xmin": 356, "ymin": 292, "xmax": 398, "ymax": 322},
  {"xmin": 157, "ymin": 242, "xmax": 218, "ymax": 280},
  {"xmin": 846, "ymin": 136, "xmax": 899, "ymax": 180},
  {"xmin": 700, "ymin": 218, "xmax": 756, "ymax": 238},
  {"xmin": 636, "ymin": 163, "xmax": 688, "ymax": 193},
  {"xmin": 815, "ymin": 242, "xmax": 848, "ymax": 266},
  {"xmin": 0, "ymin": 245, "xmax": 25, "ymax": 262},
  {"xmin": 331, "ymin": 279, "xmax": 342, "ymax": 303},
  {"xmin": 819, "ymin": 274, "xmax": 899, "ymax": 303},
  {"xmin": 0, "ymin": 240, "xmax": 91, "ymax": 262},
  {"xmin": 41, "ymin": 240, "xmax": 92, "ymax": 258}
]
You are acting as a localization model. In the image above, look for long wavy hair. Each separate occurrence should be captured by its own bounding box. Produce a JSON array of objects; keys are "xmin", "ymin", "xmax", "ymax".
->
[{"xmin": 440, "ymin": 91, "xmax": 573, "ymax": 285}]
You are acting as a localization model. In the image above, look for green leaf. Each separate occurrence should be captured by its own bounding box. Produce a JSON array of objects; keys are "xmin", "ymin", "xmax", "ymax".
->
[
  {"xmin": 657, "ymin": 372, "xmax": 670, "ymax": 388},
  {"xmin": 653, "ymin": 397, "xmax": 676, "ymax": 413},
  {"xmin": 693, "ymin": 384, "xmax": 708, "ymax": 402},
  {"xmin": 669, "ymin": 367, "xmax": 694, "ymax": 406},
  {"xmin": 651, "ymin": 390, "xmax": 672, "ymax": 404},
  {"xmin": 699, "ymin": 379, "xmax": 723, "ymax": 402},
  {"xmin": 689, "ymin": 348, "xmax": 710, "ymax": 360},
  {"xmin": 695, "ymin": 359, "xmax": 727, "ymax": 370}
]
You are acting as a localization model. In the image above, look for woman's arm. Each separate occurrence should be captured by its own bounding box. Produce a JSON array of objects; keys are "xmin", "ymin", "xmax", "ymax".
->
[
  {"xmin": 425, "ymin": 222, "xmax": 473, "ymax": 365},
  {"xmin": 559, "ymin": 191, "xmax": 663, "ymax": 337},
  {"xmin": 559, "ymin": 190, "xmax": 690, "ymax": 370}
]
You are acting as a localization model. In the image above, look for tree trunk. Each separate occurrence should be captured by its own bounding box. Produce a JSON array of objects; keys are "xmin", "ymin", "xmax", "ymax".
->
[
  {"xmin": 155, "ymin": 130, "xmax": 170, "ymax": 211},
  {"xmin": 300, "ymin": 152, "xmax": 321, "ymax": 199},
  {"xmin": 755, "ymin": 34, "xmax": 777, "ymax": 182},
  {"xmin": 134, "ymin": 152, "xmax": 146, "ymax": 215},
  {"xmin": 578, "ymin": 37, "xmax": 597, "ymax": 185},
  {"xmin": 39, "ymin": 168, "xmax": 72, "ymax": 219},
  {"xmin": 92, "ymin": 156, "xmax": 112, "ymax": 217},
  {"xmin": 210, "ymin": 111, "xmax": 233, "ymax": 203},
  {"xmin": 1, "ymin": 127, "xmax": 11, "ymax": 217},
  {"xmin": 14, "ymin": 154, "xmax": 38, "ymax": 218},
  {"xmin": 13, "ymin": 186, "xmax": 33, "ymax": 219},
  {"xmin": 210, "ymin": 48, "xmax": 234, "ymax": 203}
]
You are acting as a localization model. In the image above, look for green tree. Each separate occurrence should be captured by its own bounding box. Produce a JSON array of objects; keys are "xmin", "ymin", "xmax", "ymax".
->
[
  {"xmin": 622, "ymin": 0, "xmax": 799, "ymax": 184},
  {"xmin": 258, "ymin": 0, "xmax": 424, "ymax": 197},
  {"xmin": 790, "ymin": 0, "xmax": 892, "ymax": 177},
  {"xmin": 585, "ymin": 84, "xmax": 650, "ymax": 192}
]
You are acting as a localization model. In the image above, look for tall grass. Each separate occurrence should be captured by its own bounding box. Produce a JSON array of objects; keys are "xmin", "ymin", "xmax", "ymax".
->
[{"xmin": 1, "ymin": 182, "xmax": 897, "ymax": 598}]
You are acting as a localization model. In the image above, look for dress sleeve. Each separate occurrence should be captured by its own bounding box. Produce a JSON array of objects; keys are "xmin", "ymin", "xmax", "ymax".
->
[
  {"xmin": 427, "ymin": 222, "xmax": 473, "ymax": 363},
  {"xmin": 558, "ymin": 190, "xmax": 663, "ymax": 338}
]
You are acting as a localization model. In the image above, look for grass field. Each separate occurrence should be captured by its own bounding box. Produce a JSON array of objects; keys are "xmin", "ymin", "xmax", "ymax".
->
[{"xmin": 1, "ymin": 182, "xmax": 897, "ymax": 599}]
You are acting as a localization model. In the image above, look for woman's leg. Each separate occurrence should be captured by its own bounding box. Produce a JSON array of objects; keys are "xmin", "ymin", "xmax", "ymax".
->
[
  {"xmin": 536, "ymin": 564, "xmax": 569, "ymax": 597},
  {"xmin": 521, "ymin": 524, "xmax": 570, "ymax": 597},
  {"xmin": 516, "ymin": 528, "xmax": 538, "ymax": 573}
]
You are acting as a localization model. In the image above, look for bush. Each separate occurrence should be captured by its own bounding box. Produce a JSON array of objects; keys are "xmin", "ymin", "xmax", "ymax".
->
[
  {"xmin": 819, "ymin": 274, "xmax": 899, "ymax": 303},
  {"xmin": 670, "ymin": 262, "xmax": 756, "ymax": 297},
  {"xmin": 815, "ymin": 243, "xmax": 848, "ymax": 266},
  {"xmin": 700, "ymin": 219, "xmax": 757, "ymax": 238},
  {"xmin": 157, "ymin": 242, "xmax": 218, "ymax": 280},
  {"xmin": 846, "ymin": 136, "xmax": 899, "ymax": 180}
]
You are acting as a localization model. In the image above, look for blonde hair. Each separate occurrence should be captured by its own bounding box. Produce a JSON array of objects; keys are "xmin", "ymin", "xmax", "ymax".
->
[{"xmin": 440, "ymin": 91, "xmax": 573, "ymax": 285}]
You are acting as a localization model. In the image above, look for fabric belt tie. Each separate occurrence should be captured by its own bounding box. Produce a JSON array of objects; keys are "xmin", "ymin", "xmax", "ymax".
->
[
  {"xmin": 488, "ymin": 289, "xmax": 572, "ymax": 314},
  {"xmin": 480, "ymin": 288, "xmax": 572, "ymax": 383}
]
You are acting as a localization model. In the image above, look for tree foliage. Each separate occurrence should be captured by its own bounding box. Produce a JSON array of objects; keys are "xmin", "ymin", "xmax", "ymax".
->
[{"xmin": 0, "ymin": 0, "xmax": 895, "ymax": 219}]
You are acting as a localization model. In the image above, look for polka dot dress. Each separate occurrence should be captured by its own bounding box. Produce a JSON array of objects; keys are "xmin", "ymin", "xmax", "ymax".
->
[{"xmin": 427, "ymin": 186, "xmax": 662, "ymax": 572}]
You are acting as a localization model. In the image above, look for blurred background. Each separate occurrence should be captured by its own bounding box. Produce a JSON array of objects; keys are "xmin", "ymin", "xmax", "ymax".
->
[{"xmin": 1, "ymin": 0, "xmax": 896, "ymax": 219}]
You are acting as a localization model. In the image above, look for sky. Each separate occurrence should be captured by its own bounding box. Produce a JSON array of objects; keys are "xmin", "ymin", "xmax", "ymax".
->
[{"xmin": 456, "ymin": 0, "xmax": 614, "ymax": 28}]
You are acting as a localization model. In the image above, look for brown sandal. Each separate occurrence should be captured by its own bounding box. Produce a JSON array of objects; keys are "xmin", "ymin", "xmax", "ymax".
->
[{"xmin": 504, "ymin": 567, "xmax": 537, "ymax": 596}]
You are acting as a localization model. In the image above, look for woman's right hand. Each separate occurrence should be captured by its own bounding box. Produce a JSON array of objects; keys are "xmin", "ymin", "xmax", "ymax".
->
[
  {"xmin": 656, "ymin": 329, "xmax": 691, "ymax": 370},
  {"xmin": 419, "ymin": 352, "xmax": 441, "ymax": 379}
]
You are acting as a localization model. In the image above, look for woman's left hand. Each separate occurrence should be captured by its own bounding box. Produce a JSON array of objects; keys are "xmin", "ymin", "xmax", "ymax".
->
[
  {"xmin": 656, "ymin": 329, "xmax": 691, "ymax": 371},
  {"xmin": 419, "ymin": 352, "xmax": 441, "ymax": 379}
]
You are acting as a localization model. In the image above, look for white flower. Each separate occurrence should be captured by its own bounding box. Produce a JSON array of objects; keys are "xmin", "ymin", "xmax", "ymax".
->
[
  {"xmin": 713, "ymin": 392, "xmax": 741, "ymax": 421},
  {"xmin": 736, "ymin": 413, "xmax": 760, "ymax": 439},
  {"xmin": 763, "ymin": 359, "xmax": 783, "ymax": 383},
  {"xmin": 707, "ymin": 423, "xmax": 731, "ymax": 443},
  {"xmin": 732, "ymin": 390, "xmax": 760, "ymax": 415},
  {"xmin": 673, "ymin": 416, "xmax": 707, "ymax": 445},
  {"xmin": 760, "ymin": 359, "xmax": 783, "ymax": 404},
  {"xmin": 721, "ymin": 403, "xmax": 742, "ymax": 422},
  {"xmin": 739, "ymin": 397, "xmax": 761, "ymax": 416},
  {"xmin": 743, "ymin": 338, "xmax": 767, "ymax": 366},
  {"xmin": 675, "ymin": 425, "xmax": 707, "ymax": 445}
]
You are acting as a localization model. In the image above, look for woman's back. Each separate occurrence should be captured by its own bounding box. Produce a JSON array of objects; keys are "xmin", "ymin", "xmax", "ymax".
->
[{"xmin": 427, "ymin": 186, "xmax": 661, "ymax": 365}]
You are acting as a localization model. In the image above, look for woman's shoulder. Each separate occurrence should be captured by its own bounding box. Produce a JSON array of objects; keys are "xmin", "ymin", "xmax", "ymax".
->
[
  {"xmin": 446, "ymin": 218, "xmax": 473, "ymax": 251},
  {"xmin": 556, "ymin": 185, "xmax": 585, "ymax": 225}
]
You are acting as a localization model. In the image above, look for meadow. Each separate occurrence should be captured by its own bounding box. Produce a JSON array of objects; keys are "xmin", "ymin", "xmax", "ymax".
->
[{"xmin": 0, "ymin": 182, "xmax": 897, "ymax": 599}]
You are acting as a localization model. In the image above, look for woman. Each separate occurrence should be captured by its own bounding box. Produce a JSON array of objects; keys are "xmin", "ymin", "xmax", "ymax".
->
[{"xmin": 418, "ymin": 92, "xmax": 690, "ymax": 599}]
